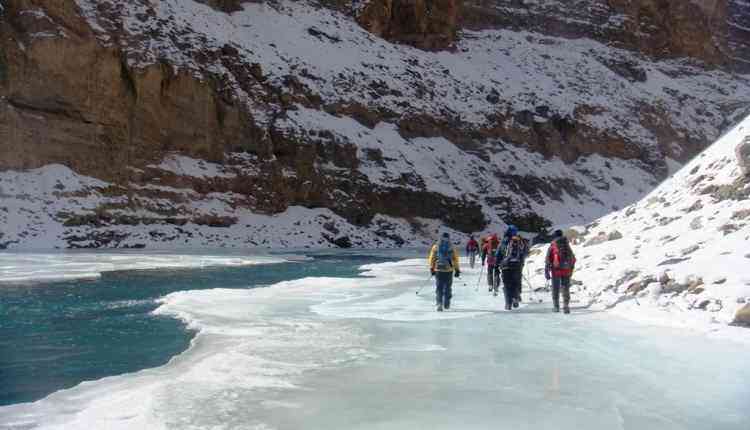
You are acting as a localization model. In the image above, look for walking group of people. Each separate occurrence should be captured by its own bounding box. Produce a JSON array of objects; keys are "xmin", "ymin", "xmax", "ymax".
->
[{"xmin": 427, "ymin": 227, "xmax": 576, "ymax": 314}]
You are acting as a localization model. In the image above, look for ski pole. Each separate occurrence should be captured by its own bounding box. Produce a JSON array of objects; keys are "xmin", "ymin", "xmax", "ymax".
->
[{"xmin": 416, "ymin": 274, "xmax": 434, "ymax": 295}]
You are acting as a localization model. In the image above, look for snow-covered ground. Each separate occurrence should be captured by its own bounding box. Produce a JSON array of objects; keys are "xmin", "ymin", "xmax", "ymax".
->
[
  {"xmin": 524, "ymin": 114, "xmax": 750, "ymax": 331},
  {"xmin": 0, "ymin": 258, "xmax": 747, "ymax": 430}
]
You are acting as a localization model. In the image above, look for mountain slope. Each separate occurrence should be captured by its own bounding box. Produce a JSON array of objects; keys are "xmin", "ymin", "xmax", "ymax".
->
[
  {"xmin": 0, "ymin": 0, "xmax": 749, "ymax": 249},
  {"xmin": 524, "ymin": 113, "xmax": 750, "ymax": 330}
]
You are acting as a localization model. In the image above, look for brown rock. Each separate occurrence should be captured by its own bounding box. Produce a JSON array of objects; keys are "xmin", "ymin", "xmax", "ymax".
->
[
  {"xmin": 356, "ymin": 0, "xmax": 461, "ymax": 50},
  {"xmin": 733, "ymin": 304, "xmax": 750, "ymax": 327},
  {"xmin": 462, "ymin": 0, "xmax": 735, "ymax": 68}
]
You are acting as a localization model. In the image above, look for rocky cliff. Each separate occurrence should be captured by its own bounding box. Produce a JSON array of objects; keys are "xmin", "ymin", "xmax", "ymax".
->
[{"xmin": 0, "ymin": 0, "xmax": 748, "ymax": 249}]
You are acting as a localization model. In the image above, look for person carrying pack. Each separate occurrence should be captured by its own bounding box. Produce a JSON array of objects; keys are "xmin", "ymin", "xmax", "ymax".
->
[
  {"xmin": 428, "ymin": 232, "xmax": 461, "ymax": 312},
  {"xmin": 496, "ymin": 225, "xmax": 528, "ymax": 310},
  {"xmin": 483, "ymin": 234, "xmax": 500, "ymax": 294},
  {"xmin": 479, "ymin": 235, "xmax": 488, "ymax": 267},
  {"xmin": 466, "ymin": 235, "xmax": 479, "ymax": 268},
  {"xmin": 545, "ymin": 229, "xmax": 576, "ymax": 314}
]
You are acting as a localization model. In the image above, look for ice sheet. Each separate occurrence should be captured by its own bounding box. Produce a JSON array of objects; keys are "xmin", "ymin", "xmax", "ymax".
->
[{"xmin": 0, "ymin": 252, "xmax": 286, "ymax": 283}]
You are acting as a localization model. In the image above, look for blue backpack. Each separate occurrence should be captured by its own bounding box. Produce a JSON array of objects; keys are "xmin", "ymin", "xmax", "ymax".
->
[{"xmin": 436, "ymin": 240, "xmax": 454, "ymax": 271}]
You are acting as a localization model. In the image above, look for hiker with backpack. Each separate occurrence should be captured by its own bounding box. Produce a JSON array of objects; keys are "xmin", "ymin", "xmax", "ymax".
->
[
  {"xmin": 479, "ymin": 235, "xmax": 488, "ymax": 267},
  {"xmin": 428, "ymin": 232, "xmax": 461, "ymax": 312},
  {"xmin": 545, "ymin": 229, "xmax": 576, "ymax": 314},
  {"xmin": 496, "ymin": 225, "xmax": 529, "ymax": 310},
  {"xmin": 483, "ymin": 233, "xmax": 501, "ymax": 294},
  {"xmin": 466, "ymin": 235, "xmax": 479, "ymax": 268}
]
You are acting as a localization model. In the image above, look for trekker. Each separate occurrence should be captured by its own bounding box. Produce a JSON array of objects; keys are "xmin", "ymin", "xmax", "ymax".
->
[
  {"xmin": 466, "ymin": 235, "xmax": 479, "ymax": 268},
  {"xmin": 428, "ymin": 232, "xmax": 461, "ymax": 312},
  {"xmin": 545, "ymin": 229, "xmax": 576, "ymax": 314},
  {"xmin": 479, "ymin": 235, "xmax": 488, "ymax": 266},
  {"xmin": 496, "ymin": 225, "xmax": 528, "ymax": 310},
  {"xmin": 483, "ymin": 234, "xmax": 501, "ymax": 294}
]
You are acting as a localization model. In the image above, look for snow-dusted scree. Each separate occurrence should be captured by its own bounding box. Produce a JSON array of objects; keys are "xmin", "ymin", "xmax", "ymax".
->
[{"xmin": 525, "ymin": 114, "xmax": 750, "ymax": 329}]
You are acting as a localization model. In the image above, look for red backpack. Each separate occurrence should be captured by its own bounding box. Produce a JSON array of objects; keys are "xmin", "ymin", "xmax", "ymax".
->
[{"xmin": 550, "ymin": 240, "xmax": 576, "ymax": 277}]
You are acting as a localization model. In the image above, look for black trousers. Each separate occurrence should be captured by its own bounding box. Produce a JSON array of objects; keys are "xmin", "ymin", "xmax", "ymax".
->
[
  {"xmin": 552, "ymin": 275, "xmax": 571, "ymax": 310},
  {"xmin": 435, "ymin": 271, "xmax": 453, "ymax": 308},
  {"xmin": 501, "ymin": 266, "xmax": 522, "ymax": 307}
]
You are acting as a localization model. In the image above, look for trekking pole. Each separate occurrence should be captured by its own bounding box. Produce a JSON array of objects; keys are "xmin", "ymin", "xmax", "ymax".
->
[
  {"xmin": 524, "ymin": 266, "xmax": 535, "ymax": 302},
  {"xmin": 475, "ymin": 265, "xmax": 484, "ymax": 292},
  {"xmin": 416, "ymin": 274, "xmax": 434, "ymax": 295}
]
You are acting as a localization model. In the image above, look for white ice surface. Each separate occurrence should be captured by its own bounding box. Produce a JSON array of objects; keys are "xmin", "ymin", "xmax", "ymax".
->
[
  {"xmin": 0, "ymin": 257, "xmax": 747, "ymax": 430},
  {"xmin": 0, "ymin": 252, "xmax": 286, "ymax": 283}
]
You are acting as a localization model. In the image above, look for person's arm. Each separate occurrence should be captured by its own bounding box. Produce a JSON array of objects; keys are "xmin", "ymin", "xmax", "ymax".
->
[
  {"xmin": 544, "ymin": 246, "xmax": 552, "ymax": 279},
  {"xmin": 428, "ymin": 245, "xmax": 436, "ymax": 274},
  {"xmin": 495, "ymin": 240, "xmax": 505, "ymax": 263},
  {"xmin": 452, "ymin": 247, "xmax": 460, "ymax": 275}
]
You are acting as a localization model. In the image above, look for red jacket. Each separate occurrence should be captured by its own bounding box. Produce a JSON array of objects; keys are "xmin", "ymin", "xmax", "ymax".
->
[
  {"xmin": 483, "ymin": 235, "xmax": 500, "ymax": 265},
  {"xmin": 466, "ymin": 239, "xmax": 479, "ymax": 252},
  {"xmin": 545, "ymin": 239, "xmax": 576, "ymax": 277}
]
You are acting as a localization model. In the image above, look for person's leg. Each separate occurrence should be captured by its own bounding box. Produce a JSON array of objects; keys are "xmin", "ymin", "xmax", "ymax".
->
[
  {"xmin": 435, "ymin": 274, "xmax": 445, "ymax": 309},
  {"xmin": 512, "ymin": 268, "xmax": 522, "ymax": 307},
  {"xmin": 551, "ymin": 276, "xmax": 561, "ymax": 311},
  {"xmin": 502, "ymin": 269, "xmax": 514, "ymax": 310},
  {"xmin": 444, "ymin": 274, "xmax": 453, "ymax": 309},
  {"xmin": 494, "ymin": 267, "xmax": 501, "ymax": 295},
  {"xmin": 562, "ymin": 276, "xmax": 571, "ymax": 314},
  {"xmin": 487, "ymin": 264, "xmax": 494, "ymax": 288}
]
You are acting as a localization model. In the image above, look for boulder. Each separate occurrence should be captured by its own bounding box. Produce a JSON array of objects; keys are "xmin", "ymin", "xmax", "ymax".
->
[
  {"xmin": 737, "ymin": 136, "xmax": 750, "ymax": 176},
  {"xmin": 584, "ymin": 232, "xmax": 608, "ymax": 247},
  {"xmin": 733, "ymin": 303, "xmax": 750, "ymax": 326}
]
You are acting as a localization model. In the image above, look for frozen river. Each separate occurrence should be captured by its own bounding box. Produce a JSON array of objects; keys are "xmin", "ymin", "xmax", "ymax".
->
[{"xmin": 1, "ymin": 254, "xmax": 748, "ymax": 429}]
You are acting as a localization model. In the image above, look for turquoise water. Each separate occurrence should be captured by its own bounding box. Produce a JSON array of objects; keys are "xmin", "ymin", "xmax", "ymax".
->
[{"xmin": 0, "ymin": 252, "xmax": 402, "ymax": 406}]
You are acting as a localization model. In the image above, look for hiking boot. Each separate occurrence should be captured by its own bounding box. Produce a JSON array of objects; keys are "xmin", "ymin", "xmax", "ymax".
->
[
  {"xmin": 512, "ymin": 299, "xmax": 519, "ymax": 308},
  {"xmin": 505, "ymin": 304, "xmax": 512, "ymax": 311},
  {"xmin": 554, "ymin": 307, "xmax": 560, "ymax": 313},
  {"xmin": 493, "ymin": 291, "xmax": 498, "ymax": 297},
  {"xmin": 437, "ymin": 305, "xmax": 444, "ymax": 312},
  {"xmin": 563, "ymin": 308, "xmax": 570, "ymax": 314}
]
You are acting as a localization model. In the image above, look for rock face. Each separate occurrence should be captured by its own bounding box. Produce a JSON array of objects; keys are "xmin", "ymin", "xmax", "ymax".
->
[
  {"xmin": 0, "ymin": 0, "xmax": 749, "ymax": 249},
  {"xmin": 462, "ymin": 0, "xmax": 747, "ymax": 70},
  {"xmin": 356, "ymin": 0, "xmax": 461, "ymax": 50}
]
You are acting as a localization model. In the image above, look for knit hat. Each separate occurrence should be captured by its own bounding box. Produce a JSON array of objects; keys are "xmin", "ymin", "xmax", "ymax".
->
[{"xmin": 554, "ymin": 229, "xmax": 564, "ymax": 238}]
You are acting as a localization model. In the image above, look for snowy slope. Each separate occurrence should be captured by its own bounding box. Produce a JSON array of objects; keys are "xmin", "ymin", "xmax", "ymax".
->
[
  {"xmin": 1, "ymin": 0, "xmax": 749, "ymax": 249},
  {"xmin": 524, "ymin": 115, "xmax": 750, "ymax": 330}
]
